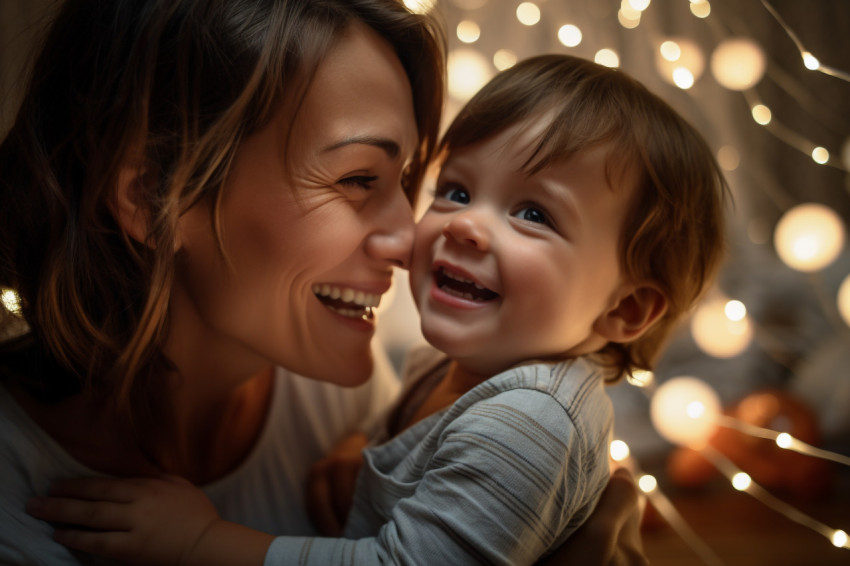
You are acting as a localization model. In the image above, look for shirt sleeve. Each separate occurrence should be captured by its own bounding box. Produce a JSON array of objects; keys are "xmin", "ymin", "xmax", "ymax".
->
[{"xmin": 265, "ymin": 388, "xmax": 593, "ymax": 566}]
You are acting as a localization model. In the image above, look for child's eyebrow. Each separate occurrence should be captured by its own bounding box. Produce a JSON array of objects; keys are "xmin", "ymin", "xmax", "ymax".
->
[{"xmin": 535, "ymin": 180, "xmax": 582, "ymax": 228}]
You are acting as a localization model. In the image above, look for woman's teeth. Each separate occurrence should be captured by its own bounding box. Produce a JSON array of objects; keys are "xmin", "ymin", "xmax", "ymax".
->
[{"xmin": 312, "ymin": 285, "xmax": 381, "ymax": 319}]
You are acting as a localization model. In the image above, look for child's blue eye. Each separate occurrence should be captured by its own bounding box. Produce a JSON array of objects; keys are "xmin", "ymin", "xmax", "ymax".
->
[
  {"xmin": 514, "ymin": 206, "xmax": 548, "ymax": 225},
  {"xmin": 339, "ymin": 175, "xmax": 378, "ymax": 190},
  {"xmin": 439, "ymin": 184, "xmax": 470, "ymax": 204}
]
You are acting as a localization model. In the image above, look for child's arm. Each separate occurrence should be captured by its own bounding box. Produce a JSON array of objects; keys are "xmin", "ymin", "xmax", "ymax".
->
[{"xmin": 27, "ymin": 475, "xmax": 273, "ymax": 566}]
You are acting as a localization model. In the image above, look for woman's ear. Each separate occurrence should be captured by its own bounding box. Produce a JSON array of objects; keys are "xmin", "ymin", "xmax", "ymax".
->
[
  {"xmin": 594, "ymin": 283, "xmax": 668, "ymax": 343},
  {"xmin": 110, "ymin": 165, "xmax": 152, "ymax": 246}
]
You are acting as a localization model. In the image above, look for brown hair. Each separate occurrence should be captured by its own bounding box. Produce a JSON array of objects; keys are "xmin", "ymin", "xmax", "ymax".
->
[
  {"xmin": 0, "ymin": 0, "xmax": 444, "ymax": 416},
  {"xmin": 440, "ymin": 54, "xmax": 729, "ymax": 380}
]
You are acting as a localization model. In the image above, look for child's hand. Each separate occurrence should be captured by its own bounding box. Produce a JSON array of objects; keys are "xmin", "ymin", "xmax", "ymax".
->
[
  {"xmin": 305, "ymin": 432, "xmax": 368, "ymax": 536},
  {"xmin": 27, "ymin": 474, "xmax": 222, "ymax": 565}
]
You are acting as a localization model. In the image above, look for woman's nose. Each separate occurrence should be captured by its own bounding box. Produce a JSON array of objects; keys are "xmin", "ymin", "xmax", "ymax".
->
[
  {"xmin": 364, "ymin": 186, "xmax": 415, "ymax": 269},
  {"xmin": 442, "ymin": 211, "xmax": 490, "ymax": 252}
]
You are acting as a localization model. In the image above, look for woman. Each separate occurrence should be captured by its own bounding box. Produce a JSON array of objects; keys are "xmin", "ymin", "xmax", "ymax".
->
[{"xmin": 0, "ymin": 0, "xmax": 644, "ymax": 564}]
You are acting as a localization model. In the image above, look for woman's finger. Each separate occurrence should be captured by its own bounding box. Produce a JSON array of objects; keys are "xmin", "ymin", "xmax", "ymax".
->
[
  {"xmin": 27, "ymin": 497, "xmax": 134, "ymax": 531},
  {"xmin": 52, "ymin": 528, "xmax": 138, "ymax": 562},
  {"xmin": 47, "ymin": 477, "xmax": 140, "ymax": 503}
]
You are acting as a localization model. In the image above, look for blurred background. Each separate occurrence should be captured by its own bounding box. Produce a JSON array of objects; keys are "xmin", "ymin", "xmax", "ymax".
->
[{"xmin": 2, "ymin": 0, "xmax": 849, "ymax": 564}]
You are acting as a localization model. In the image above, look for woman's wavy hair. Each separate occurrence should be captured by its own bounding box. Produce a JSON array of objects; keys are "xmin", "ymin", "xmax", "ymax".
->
[
  {"xmin": 0, "ymin": 0, "xmax": 445, "ymax": 419},
  {"xmin": 439, "ymin": 54, "xmax": 729, "ymax": 381}
]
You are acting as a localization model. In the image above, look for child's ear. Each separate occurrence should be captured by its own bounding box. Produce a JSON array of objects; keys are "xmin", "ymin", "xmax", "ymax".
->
[
  {"xmin": 110, "ymin": 164, "xmax": 152, "ymax": 246},
  {"xmin": 594, "ymin": 283, "xmax": 668, "ymax": 343}
]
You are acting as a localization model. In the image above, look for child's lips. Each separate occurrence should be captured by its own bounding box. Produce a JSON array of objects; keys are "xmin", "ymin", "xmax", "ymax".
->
[{"xmin": 433, "ymin": 265, "xmax": 500, "ymax": 302}]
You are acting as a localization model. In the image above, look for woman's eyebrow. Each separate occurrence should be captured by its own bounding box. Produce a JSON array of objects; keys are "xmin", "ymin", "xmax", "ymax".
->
[{"xmin": 322, "ymin": 135, "xmax": 400, "ymax": 159}]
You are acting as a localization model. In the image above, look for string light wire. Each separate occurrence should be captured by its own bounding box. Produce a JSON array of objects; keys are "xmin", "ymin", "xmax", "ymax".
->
[
  {"xmin": 714, "ymin": 414, "xmax": 850, "ymax": 467},
  {"xmin": 699, "ymin": 446, "xmax": 850, "ymax": 549},
  {"xmin": 760, "ymin": 0, "xmax": 850, "ymax": 83}
]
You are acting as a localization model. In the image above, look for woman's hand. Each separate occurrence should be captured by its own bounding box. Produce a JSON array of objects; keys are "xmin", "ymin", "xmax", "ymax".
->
[
  {"xmin": 26, "ymin": 475, "xmax": 226, "ymax": 565},
  {"xmin": 539, "ymin": 467, "xmax": 649, "ymax": 566}
]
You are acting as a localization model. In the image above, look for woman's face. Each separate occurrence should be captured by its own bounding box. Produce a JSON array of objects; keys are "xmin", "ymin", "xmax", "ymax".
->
[{"xmin": 170, "ymin": 22, "xmax": 419, "ymax": 385}]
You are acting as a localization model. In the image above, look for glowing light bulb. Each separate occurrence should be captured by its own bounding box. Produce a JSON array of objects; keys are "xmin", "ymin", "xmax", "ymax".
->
[
  {"xmin": 655, "ymin": 38, "xmax": 704, "ymax": 87},
  {"xmin": 837, "ymin": 274, "xmax": 850, "ymax": 328},
  {"xmin": 610, "ymin": 440, "xmax": 631, "ymax": 462},
  {"xmin": 717, "ymin": 145, "xmax": 740, "ymax": 171},
  {"xmin": 776, "ymin": 432, "xmax": 793, "ymax": 449},
  {"xmin": 724, "ymin": 300, "xmax": 746, "ymax": 321},
  {"xmin": 628, "ymin": 0, "xmax": 650, "ymax": 11},
  {"xmin": 751, "ymin": 104, "xmax": 772, "ymax": 125},
  {"xmin": 595, "ymin": 49, "xmax": 620, "ymax": 68},
  {"xmin": 650, "ymin": 376, "xmax": 721, "ymax": 447},
  {"xmin": 403, "ymin": 0, "xmax": 435, "ymax": 13},
  {"xmin": 691, "ymin": 297, "xmax": 753, "ymax": 358},
  {"xmin": 802, "ymin": 51, "xmax": 820, "ymax": 70},
  {"xmin": 617, "ymin": 10, "xmax": 640, "ymax": 29},
  {"xmin": 811, "ymin": 146, "xmax": 829, "ymax": 164},
  {"xmin": 516, "ymin": 2, "xmax": 540, "ymax": 26},
  {"xmin": 710, "ymin": 38, "xmax": 766, "ymax": 90},
  {"xmin": 447, "ymin": 48, "xmax": 492, "ymax": 102},
  {"xmin": 456, "ymin": 20, "xmax": 481, "ymax": 43},
  {"xmin": 732, "ymin": 472, "xmax": 752, "ymax": 491},
  {"xmin": 832, "ymin": 530, "xmax": 848, "ymax": 548},
  {"xmin": 627, "ymin": 369, "xmax": 654, "ymax": 387},
  {"xmin": 660, "ymin": 41, "xmax": 681, "ymax": 62},
  {"xmin": 557, "ymin": 24, "xmax": 582, "ymax": 47},
  {"xmin": 774, "ymin": 203, "xmax": 845, "ymax": 272},
  {"xmin": 690, "ymin": 0, "xmax": 711, "ymax": 18},
  {"xmin": 673, "ymin": 67, "xmax": 695, "ymax": 89},
  {"xmin": 638, "ymin": 474, "xmax": 658, "ymax": 493},
  {"xmin": 1, "ymin": 288, "xmax": 22, "ymax": 315},
  {"xmin": 493, "ymin": 49, "xmax": 517, "ymax": 71}
]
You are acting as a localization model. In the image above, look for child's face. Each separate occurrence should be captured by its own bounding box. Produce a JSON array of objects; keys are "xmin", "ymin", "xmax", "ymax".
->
[{"xmin": 410, "ymin": 118, "xmax": 637, "ymax": 376}]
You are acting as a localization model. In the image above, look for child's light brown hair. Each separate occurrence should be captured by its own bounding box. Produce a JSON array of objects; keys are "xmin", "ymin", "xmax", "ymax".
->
[{"xmin": 440, "ymin": 54, "xmax": 730, "ymax": 380}]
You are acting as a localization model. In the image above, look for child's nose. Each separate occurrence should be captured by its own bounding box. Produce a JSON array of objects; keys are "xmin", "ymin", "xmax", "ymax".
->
[{"xmin": 442, "ymin": 211, "xmax": 490, "ymax": 252}]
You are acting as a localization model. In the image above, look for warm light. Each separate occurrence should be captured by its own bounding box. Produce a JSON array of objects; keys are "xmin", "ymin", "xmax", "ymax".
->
[
  {"xmin": 732, "ymin": 472, "xmax": 752, "ymax": 491},
  {"xmin": 628, "ymin": 0, "xmax": 650, "ymax": 10},
  {"xmin": 802, "ymin": 51, "xmax": 820, "ymax": 70},
  {"xmin": 655, "ymin": 38, "xmax": 704, "ymax": 87},
  {"xmin": 638, "ymin": 474, "xmax": 658, "ymax": 493},
  {"xmin": 456, "ymin": 20, "xmax": 481, "ymax": 43},
  {"xmin": 1, "ymin": 288, "xmax": 22, "ymax": 315},
  {"xmin": 610, "ymin": 440, "xmax": 631, "ymax": 462},
  {"xmin": 447, "ymin": 48, "xmax": 492, "ymax": 102},
  {"xmin": 691, "ymin": 297, "xmax": 753, "ymax": 358},
  {"xmin": 595, "ymin": 49, "xmax": 620, "ymax": 68},
  {"xmin": 710, "ymin": 38, "xmax": 766, "ymax": 90},
  {"xmin": 724, "ymin": 300, "xmax": 746, "ymax": 321},
  {"xmin": 493, "ymin": 49, "xmax": 517, "ymax": 71},
  {"xmin": 403, "ymin": 0, "xmax": 435, "ymax": 14},
  {"xmin": 811, "ymin": 146, "xmax": 829, "ymax": 165},
  {"xmin": 774, "ymin": 203, "xmax": 845, "ymax": 272},
  {"xmin": 516, "ymin": 2, "xmax": 541, "ymax": 26},
  {"xmin": 776, "ymin": 432, "xmax": 793, "ymax": 449},
  {"xmin": 650, "ymin": 376, "xmax": 721, "ymax": 447},
  {"xmin": 751, "ymin": 104, "xmax": 772, "ymax": 125},
  {"xmin": 627, "ymin": 369, "xmax": 654, "ymax": 387},
  {"xmin": 617, "ymin": 11, "xmax": 641, "ymax": 29},
  {"xmin": 837, "ymin": 274, "xmax": 850, "ymax": 327},
  {"xmin": 619, "ymin": 0, "xmax": 641, "ymax": 19},
  {"xmin": 660, "ymin": 41, "xmax": 681, "ymax": 62},
  {"xmin": 832, "ymin": 530, "xmax": 849, "ymax": 548},
  {"xmin": 672, "ymin": 67, "xmax": 695, "ymax": 89},
  {"xmin": 717, "ymin": 145, "xmax": 740, "ymax": 171},
  {"xmin": 557, "ymin": 24, "xmax": 582, "ymax": 47},
  {"xmin": 690, "ymin": 0, "xmax": 711, "ymax": 18}
]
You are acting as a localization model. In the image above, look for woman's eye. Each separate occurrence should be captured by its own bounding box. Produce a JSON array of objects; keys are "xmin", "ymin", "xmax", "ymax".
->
[
  {"xmin": 339, "ymin": 175, "xmax": 378, "ymax": 190},
  {"xmin": 438, "ymin": 184, "xmax": 471, "ymax": 204},
  {"xmin": 514, "ymin": 206, "xmax": 549, "ymax": 225}
]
